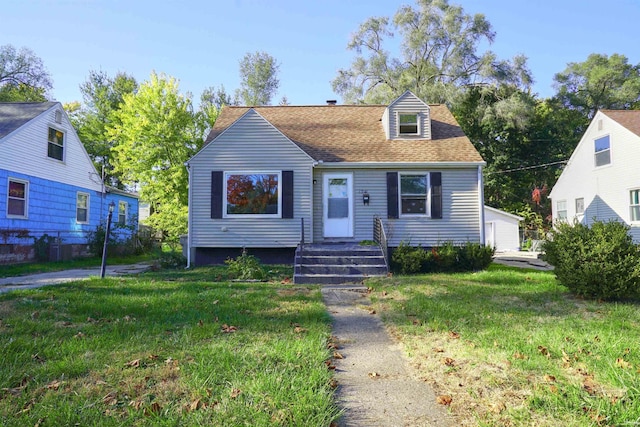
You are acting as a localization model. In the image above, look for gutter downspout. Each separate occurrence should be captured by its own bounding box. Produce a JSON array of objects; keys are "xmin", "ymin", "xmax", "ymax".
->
[
  {"xmin": 185, "ymin": 161, "xmax": 192, "ymax": 269},
  {"xmin": 478, "ymin": 165, "xmax": 485, "ymax": 245}
]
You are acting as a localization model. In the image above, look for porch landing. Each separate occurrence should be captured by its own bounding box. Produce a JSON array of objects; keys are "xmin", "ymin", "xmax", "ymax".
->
[{"xmin": 294, "ymin": 243, "xmax": 389, "ymax": 285}]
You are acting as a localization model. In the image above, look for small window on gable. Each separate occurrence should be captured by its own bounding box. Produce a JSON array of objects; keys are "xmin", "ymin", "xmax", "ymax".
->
[
  {"xmin": 48, "ymin": 127, "xmax": 64, "ymax": 161},
  {"xmin": 594, "ymin": 135, "xmax": 610, "ymax": 167},
  {"xmin": 630, "ymin": 190, "xmax": 640, "ymax": 222},
  {"xmin": 7, "ymin": 179, "xmax": 28, "ymax": 218},
  {"xmin": 398, "ymin": 113, "xmax": 418, "ymax": 135},
  {"xmin": 575, "ymin": 198, "xmax": 584, "ymax": 215},
  {"xmin": 55, "ymin": 110, "xmax": 62, "ymax": 123},
  {"xmin": 118, "ymin": 201, "xmax": 128, "ymax": 225},
  {"xmin": 76, "ymin": 192, "xmax": 89, "ymax": 223},
  {"xmin": 556, "ymin": 200, "xmax": 567, "ymax": 221}
]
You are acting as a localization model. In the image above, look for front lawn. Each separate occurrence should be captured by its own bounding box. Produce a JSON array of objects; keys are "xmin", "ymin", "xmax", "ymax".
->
[
  {"xmin": 0, "ymin": 268, "xmax": 339, "ymax": 426},
  {"xmin": 366, "ymin": 264, "xmax": 640, "ymax": 426}
]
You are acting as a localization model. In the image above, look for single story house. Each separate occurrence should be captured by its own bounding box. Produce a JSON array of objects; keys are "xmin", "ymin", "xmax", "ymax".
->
[{"xmin": 185, "ymin": 91, "xmax": 486, "ymax": 266}]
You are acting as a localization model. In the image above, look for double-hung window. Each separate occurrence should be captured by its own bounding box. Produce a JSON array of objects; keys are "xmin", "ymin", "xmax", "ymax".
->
[
  {"xmin": 575, "ymin": 198, "xmax": 585, "ymax": 215},
  {"xmin": 118, "ymin": 201, "xmax": 128, "ymax": 225},
  {"xmin": 400, "ymin": 173, "xmax": 429, "ymax": 216},
  {"xmin": 630, "ymin": 190, "xmax": 640, "ymax": 222},
  {"xmin": 48, "ymin": 127, "xmax": 64, "ymax": 161},
  {"xmin": 594, "ymin": 135, "xmax": 610, "ymax": 167},
  {"xmin": 76, "ymin": 192, "xmax": 89, "ymax": 223},
  {"xmin": 224, "ymin": 172, "xmax": 281, "ymax": 217},
  {"xmin": 7, "ymin": 179, "xmax": 28, "ymax": 217},
  {"xmin": 398, "ymin": 113, "xmax": 418, "ymax": 135},
  {"xmin": 556, "ymin": 200, "xmax": 567, "ymax": 221}
]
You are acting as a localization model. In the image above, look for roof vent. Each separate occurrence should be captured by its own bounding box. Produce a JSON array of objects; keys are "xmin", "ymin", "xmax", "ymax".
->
[{"xmin": 326, "ymin": 100, "xmax": 337, "ymax": 105}]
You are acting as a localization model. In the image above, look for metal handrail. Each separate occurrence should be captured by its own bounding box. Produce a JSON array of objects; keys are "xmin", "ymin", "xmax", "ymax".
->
[
  {"xmin": 300, "ymin": 217, "xmax": 305, "ymax": 248},
  {"xmin": 373, "ymin": 216, "xmax": 389, "ymax": 269}
]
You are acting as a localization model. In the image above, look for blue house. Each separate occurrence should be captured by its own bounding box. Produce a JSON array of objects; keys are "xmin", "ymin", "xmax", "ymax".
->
[{"xmin": 0, "ymin": 102, "xmax": 138, "ymax": 262}]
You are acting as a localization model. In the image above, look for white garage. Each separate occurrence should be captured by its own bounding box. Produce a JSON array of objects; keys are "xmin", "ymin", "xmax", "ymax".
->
[{"xmin": 484, "ymin": 206, "xmax": 523, "ymax": 252}]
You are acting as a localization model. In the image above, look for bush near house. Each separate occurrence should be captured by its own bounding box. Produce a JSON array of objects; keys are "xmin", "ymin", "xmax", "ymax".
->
[
  {"xmin": 391, "ymin": 241, "xmax": 494, "ymax": 274},
  {"xmin": 542, "ymin": 220, "xmax": 640, "ymax": 300}
]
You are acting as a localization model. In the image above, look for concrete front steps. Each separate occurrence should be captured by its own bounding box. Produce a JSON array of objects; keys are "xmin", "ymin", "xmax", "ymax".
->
[{"xmin": 294, "ymin": 243, "xmax": 388, "ymax": 285}]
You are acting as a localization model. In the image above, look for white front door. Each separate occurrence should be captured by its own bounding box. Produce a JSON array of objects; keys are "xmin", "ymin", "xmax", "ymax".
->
[{"xmin": 323, "ymin": 173, "xmax": 354, "ymax": 238}]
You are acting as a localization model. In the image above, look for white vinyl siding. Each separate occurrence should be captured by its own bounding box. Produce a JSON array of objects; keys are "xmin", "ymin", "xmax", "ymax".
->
[
  {"xmin": 549, "ymin": 111, "xmax": 640, "ymax": 242},
  {"xmin": 189, "ymin": 110, "xmax": 314, "ymax": 248},
  {"xmin": 313, "ymin": 167, "xmax": 481, "ymax": 246},
  {"xmin": 484, "ymin": 207, "xmax": 522, "ymax": 252},
  {"xmin": 387, "ymin": 92, "xmax": 431, "ymax": 140},
  {"xmin": 0, "ymin": 105, "xmax": 103, "ymax": 193}
]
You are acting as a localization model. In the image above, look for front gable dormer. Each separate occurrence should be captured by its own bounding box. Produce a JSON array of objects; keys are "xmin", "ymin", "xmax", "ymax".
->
[{"xmin": 383, "ymin": 91, "xmax": 431, "ymax": 140}]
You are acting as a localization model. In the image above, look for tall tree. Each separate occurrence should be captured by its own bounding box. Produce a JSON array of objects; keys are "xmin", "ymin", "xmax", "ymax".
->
[
  {"xmin": 553, "ymin": 53, "xmax": 640, "ymax": 121},
  {"xmin": 332, "ymin": 0, "xmax": 531, "ymax": 104},
  {"xmin": 235, "ymin": 51, "xmax": 280, "ymax": 105},
  {"xmin": 108, "ymin": 72, "xmax": 209, "ymax": 241},
  {"xmin": 67, "ymin": 71, "xmax": 137, "ymax": 188},
  {"xmin": 0, "ymin": 44, "xmax": 52, "ymax": 101}
]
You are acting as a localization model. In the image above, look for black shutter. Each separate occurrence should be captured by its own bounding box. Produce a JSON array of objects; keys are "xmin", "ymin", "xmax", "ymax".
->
[
  {"xmin": 430, "ymin": 172, "xmax": 442, "ymax": 219},
  {"xmin": 387, "ymin": 172, "xmax": 399, "ymax": 219},
  {"xmin": 211, "ymin": 171, "xmax": 223, "ymax": 219},
  {"xmin": 282, "ymin": 170, "xmax": 294, "ymax": 218}
]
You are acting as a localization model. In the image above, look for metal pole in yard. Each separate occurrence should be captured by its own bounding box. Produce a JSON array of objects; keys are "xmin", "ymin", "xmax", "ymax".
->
[{"xmin": 100, "ymin": 201, "xmax": 115, "ymax": 279}]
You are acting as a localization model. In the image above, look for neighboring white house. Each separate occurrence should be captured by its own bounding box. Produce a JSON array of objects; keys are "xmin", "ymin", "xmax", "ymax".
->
[
  {"xmin": 549, "ymin": 110, "xmax": 640, "ymax": 242},
  {"xmin": 484, "ymin": 206, "xmax": 522, "ymax": 252}
]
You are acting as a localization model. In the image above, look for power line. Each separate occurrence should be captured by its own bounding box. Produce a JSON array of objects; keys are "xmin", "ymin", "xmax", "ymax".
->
[{"xmin": 486, "ymin": 160, "xmax": 568, "ymax": 175}]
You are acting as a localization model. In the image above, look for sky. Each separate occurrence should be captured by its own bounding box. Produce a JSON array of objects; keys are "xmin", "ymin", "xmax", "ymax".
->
[{"xmin": 3, "ymin": 0, "xmax": 640, "ymax": 106}]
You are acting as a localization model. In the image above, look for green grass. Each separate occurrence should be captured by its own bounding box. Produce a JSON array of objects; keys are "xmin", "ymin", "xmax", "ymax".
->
[
  {"xmin": 0, "ymin": 254, "xmax": 154, "ymax": 278},
  {"xmin": 0, "ymin": 268, "xmax": 338, "ymax": 426},
  {"xmin": 365, "ymin": 264, "xmax": 640, "ymax": 426}
]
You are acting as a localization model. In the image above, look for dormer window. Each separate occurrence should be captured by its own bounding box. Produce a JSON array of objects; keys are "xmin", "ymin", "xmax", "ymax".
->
[{"xmin": 398, "ymin": 113, "xmax": 419, "ymax": 135}]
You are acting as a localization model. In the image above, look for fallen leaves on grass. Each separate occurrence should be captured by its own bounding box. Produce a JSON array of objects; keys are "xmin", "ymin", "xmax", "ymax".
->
[
  {"xmin": 436, "ymin": 395, "xmax": 452, "ymax": 405},
  {"xmin": 31, "ymin": 353, "xmax": 46, "ymax": 364},
  {"xmin": 616, "ymin": 358, "xmax": 631, "ymax": 369},
  {"xmin": 103, "ymin": 392, "xmax": 118, "ymax": 406},
  {"xmin": 442, "ymin": 357, "xmax": 455, "ymax": 367},
  {"xmin": 333, "ymin": 351, "xmax": 344, "ymax": 360},
  {"xmin": 329, "ymin": 378, "xmax": 338, "ymax": 389},
  {"xmin": 45, "ymin": 380, "xmax": 64, "ymax": 391},
  {"xmin": 537, "ymin": 345, "xmax": 551, "ymax": 358},
  {"xmin": 230, "ymin": 388, "xmax": 242, "ymax": 399},
  {"xmin": 125, "ymin": 359, "xmax": 141, "ymax": 368},
  {"xmin": 221, "ymin": 324, "xmax": 238, "ymax": 333},
  {"xmin": 325, "ymin": 360, "xmax": 336, "ymax": 370},
  {"xmin": 448, "ymin": 331, "xmax": 460, "ymax": 339}
]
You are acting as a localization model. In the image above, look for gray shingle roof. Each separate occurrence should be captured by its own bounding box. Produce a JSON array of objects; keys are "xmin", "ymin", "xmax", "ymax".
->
[{"xmin": 0, "ymin": 102, "xmax": 57, "ymax": 139}]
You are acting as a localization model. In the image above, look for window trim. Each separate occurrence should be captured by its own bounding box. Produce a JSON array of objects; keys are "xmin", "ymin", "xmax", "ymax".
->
[
  {"xmin": 76, "ymin": 192, "xmax": 90, "ymax": 224},
  {"xmin": 575, "ymin": 197, "xmax": 585, "ymax": 215},
  {"xmin": 118, "ymin": 201, "xmax": 128, "ymax": 225},
  {"xmin": 223, "ymin": 171, "xmax": 282, "ymax": 218},
  {"xmin": 594, "ymin": 135, "xmax": 611, "ymax": 168},
  {"xmin": 399, "ymin": 172, "xmax": 431, "ymax": 217},
  {"xmin": 556, "ymin": 200, "xmax": 568, "ymax": 221},
  {"xmin": 47, "ymin": 126, "xmax": 65, "ymax": 161},
  {"xmin": 630, "ymin": 189, "xmax": 640, "ymax": 223},
  {"xmin": 7, "ymin": 178, "xmax": 28, "ymax": 218},
  {"xmin": 397, "ymin": 112, "xmax": 420, "ymax": 136}
]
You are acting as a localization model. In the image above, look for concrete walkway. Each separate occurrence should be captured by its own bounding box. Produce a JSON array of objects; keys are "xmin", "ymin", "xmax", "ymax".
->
[
  {"xmin": 322, "ymin": 286, "xmax": 451, "ymax": 427},
  {"xmin": 0, "ymin": 263, "xmax": 152, "ymax": 294},
  {"xmin": 492, "ymin": 251, "xmax": 553, "ymax": 271}
]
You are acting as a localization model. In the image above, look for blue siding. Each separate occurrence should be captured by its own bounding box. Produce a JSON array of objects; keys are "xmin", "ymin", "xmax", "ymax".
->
[{"xmin": 0, "ymin": 169, "xmax": 137, "ymax": 244}]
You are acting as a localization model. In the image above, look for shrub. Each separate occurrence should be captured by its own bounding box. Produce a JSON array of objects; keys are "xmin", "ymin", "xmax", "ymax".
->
[
  {"xmin": 33, "ymin": 234, "xmax": 55, "ymax": 262},
  {"xmin": 391, "ymin": 241, "xmax": 493, "ymax": 274},
  {"xmin": 542, "ymin": 220, "xmax": 640, "ymax": 300},
  {"xmin": 157, "ymin": 249, "xmax": 186, "ymax": 269},
  {"xmin": 391, "ymin": 241, "xmax": 427, "ymax": 274},
  {"xmin": 225, "ymin": 249, "xmax": 266, "ymax": 281}
]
